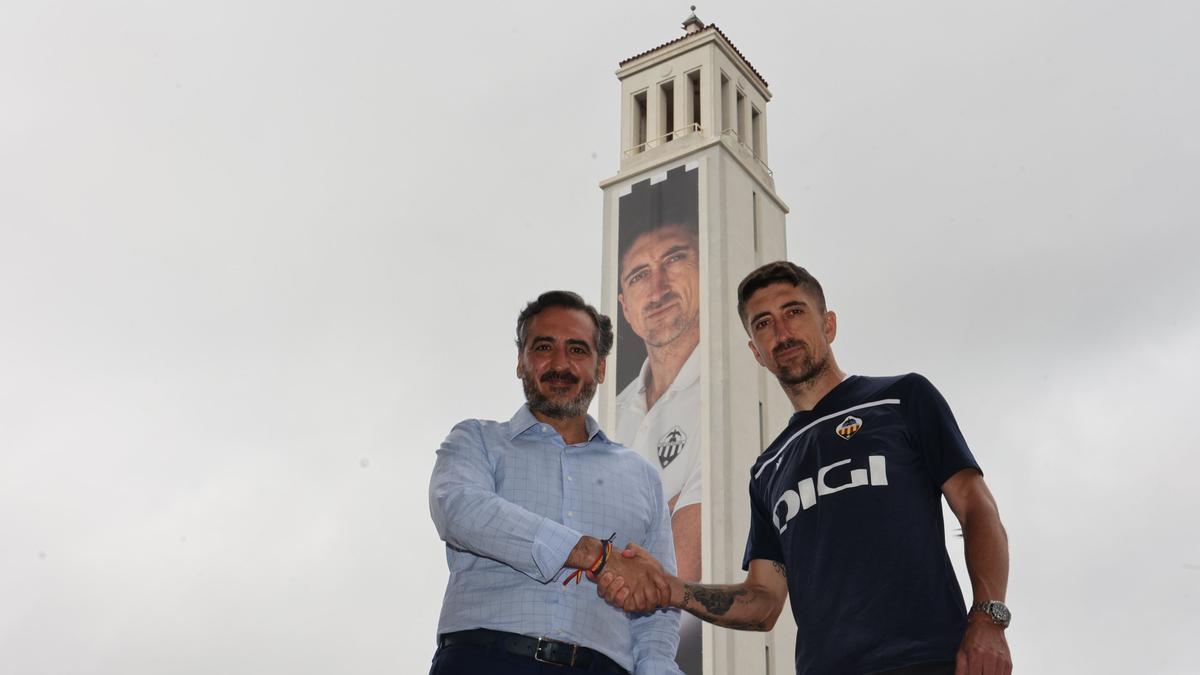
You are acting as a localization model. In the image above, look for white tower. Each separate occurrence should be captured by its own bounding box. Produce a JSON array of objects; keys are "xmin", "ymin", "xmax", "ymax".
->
[{"xmin": 598, "ymin": 11, "xmax": 797, "ymax": 675}]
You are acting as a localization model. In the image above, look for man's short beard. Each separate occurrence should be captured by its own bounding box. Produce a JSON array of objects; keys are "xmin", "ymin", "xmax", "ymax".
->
[
  {"xmin": 775, "ymin": 350, "xmax": 830, "ymax": 389},
  {"xmin": 522, "ymin": 370, "xmax": 598, "ymax": 419},
  {"xmin": 635, "ymin": 291, "xmax": 698, "ymax": 349},
  {"xmin": 643, "ymin": 312, "xmax": 698, "ymax": 348}
]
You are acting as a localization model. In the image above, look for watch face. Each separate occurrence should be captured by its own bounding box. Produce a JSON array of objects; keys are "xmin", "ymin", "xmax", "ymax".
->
[{"xmin": 990, "ymin": 603, "xmax": 1011, "ymax": 623}]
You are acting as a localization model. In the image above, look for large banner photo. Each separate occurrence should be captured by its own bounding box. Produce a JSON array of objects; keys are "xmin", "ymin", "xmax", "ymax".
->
[{"xmin": 613, "ymin": 162, "xmax": 702, "ymax": 674}]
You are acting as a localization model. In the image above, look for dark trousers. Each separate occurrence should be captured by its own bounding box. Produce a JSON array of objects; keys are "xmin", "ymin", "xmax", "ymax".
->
[
  {"xmin": 872, "ymin": 661, "xmax": 956, "ymax": 675},
  {"xmin": 429, "ymin": 640, "xmax": 627, "ymax": 675}
]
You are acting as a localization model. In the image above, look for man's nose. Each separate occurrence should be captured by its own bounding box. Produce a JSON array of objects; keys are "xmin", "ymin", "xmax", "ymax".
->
[
  {"xmin": 649, "ymin": 265, "xmax": 671, "ymax": 297},
  {"xmin": 548, "ymin": 347, "xmax": 570, "ymax": 369},
  {"xmin": 774, "ymin": 317, "xmax": 797, "ymax": 344}
]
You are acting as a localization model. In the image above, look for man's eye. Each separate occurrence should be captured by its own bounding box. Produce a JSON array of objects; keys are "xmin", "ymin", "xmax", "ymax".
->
[{"xmin": 627, "ymin": 270, "xmax": 647, "ymax": 285}]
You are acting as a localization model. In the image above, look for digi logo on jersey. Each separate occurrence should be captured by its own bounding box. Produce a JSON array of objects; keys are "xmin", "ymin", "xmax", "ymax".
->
[
  {"xmin": 772, "ymin": 455, "xmax": 890, "ymax": 533},
  {"xmin": 657, "ymin": 426, "xmax": 686, "ymax": 468},
  {"xmin": 835, "ymin": 415, "xmax": 862, "ymax": 440}
]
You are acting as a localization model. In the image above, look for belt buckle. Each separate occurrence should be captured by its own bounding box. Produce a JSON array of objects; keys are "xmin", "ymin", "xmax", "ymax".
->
[{"xmin": 534, "ymin": 637, "xmax": 576, "ymax": 667}]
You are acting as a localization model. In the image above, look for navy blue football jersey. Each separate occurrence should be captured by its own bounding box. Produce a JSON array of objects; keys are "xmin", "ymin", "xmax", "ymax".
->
[{"xmin": 743, "ymin": 374, "xmax": 980, "ymax": 674}]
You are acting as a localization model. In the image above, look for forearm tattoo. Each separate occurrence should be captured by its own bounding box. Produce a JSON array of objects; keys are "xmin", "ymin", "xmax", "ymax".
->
[
  {"xmin": 681, "ymin": 584, "xmax": 770, "ymax": 630},
  {"xmin": 682, "ymin": 584, "xmax": 746, "ymax": 616},
  {"xmin": 772, "ymin": 561, "xmax": 787, "ymax": 578}
]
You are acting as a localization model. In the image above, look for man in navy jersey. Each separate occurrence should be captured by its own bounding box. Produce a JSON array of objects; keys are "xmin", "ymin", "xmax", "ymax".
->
[{"xmin": 597, "ymin": 262, "xmax": 1012, "ymax": 675}]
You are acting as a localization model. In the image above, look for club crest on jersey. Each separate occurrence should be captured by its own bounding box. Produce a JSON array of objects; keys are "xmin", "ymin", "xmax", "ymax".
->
[
  {"xmin": 835, "ymin": 416, "xmax": 863, "ymax": 440},
  {"xmin": 657, "ymin": 426, "xmax": 686, "ymax": 468}
]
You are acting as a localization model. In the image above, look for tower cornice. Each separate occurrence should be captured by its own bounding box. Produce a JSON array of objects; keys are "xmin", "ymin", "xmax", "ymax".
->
[{"xmin": 617, "ymin": 25, "xmax": 770, "ymax": 99}]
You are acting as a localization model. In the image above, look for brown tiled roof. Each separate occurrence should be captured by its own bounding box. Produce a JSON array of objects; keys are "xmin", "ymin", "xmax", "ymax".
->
[{"xmin": 618, "ymin": 24, "xmax": 769, "ymax": 89}]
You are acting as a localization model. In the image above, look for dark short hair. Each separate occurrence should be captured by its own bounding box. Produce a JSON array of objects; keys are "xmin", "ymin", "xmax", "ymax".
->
[
  {"xmin": 617, "ymin": 165, "xmax": 699, "ymax": 278},
  {"xmin": 515, "ymin": 290, "xmax": 614, "ymax": 359},
  {"xmin": 736, "ymin": 261, "xmax": 828, "ymax": 328}
]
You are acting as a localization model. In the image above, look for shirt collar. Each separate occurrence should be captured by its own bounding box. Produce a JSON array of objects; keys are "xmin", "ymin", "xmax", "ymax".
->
[
  {"xmin": 632, "ymin": 345, "xmax": 701, "ymax": 396},
  {"xmin": 670, "ymin": 347, "xmax": 701, "ymax": 392},
  {"xmin": 508, "ymin": 404, "xmax": 543, "ymax": 439},
  {"xmin": 508, "ymin": 404, "xmax": 612, "ymax": 444}
]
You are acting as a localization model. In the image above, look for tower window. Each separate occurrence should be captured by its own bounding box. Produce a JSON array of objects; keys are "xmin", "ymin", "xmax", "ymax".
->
[
  {"xmin": 633, "ymin": 90, "xmax": 647, "ymax": 152},
  {"xmin": 736, "ymin": 89, "xmax": 746, "ymax": 141},
  {"xmin": 661, "ymin": 79, "xmax": 675, "ymax": 142},
  {"xmin": 687, "ymin": 69, "xmax": 701, "ymax": 130},
  {"xmin": 752, "ymin": 190, "xmax": 759, "ymax": 252},
  {"xmin": 751, "ymin": 106, "xmax": 762, "ymax": 156},
  {"xmin": 720, "ymin": 73, "xmax": 731, "ymax": 132}
]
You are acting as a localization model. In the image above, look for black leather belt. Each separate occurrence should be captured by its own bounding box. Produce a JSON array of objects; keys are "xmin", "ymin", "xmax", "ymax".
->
[{"xmin": 439, "ymin": 628, "xmax": 629, "ymax": 674}]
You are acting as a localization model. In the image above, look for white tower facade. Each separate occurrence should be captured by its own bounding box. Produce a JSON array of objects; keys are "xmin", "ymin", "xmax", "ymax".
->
[{"xmin": 598, "ymin": 14, "xmax": 797, "ymax": 675}]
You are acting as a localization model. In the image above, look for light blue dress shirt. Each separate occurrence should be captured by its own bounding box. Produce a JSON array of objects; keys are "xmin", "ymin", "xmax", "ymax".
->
[{"xmin": 429, "ymin": 405, "xmax": 682, "ymax": 675}]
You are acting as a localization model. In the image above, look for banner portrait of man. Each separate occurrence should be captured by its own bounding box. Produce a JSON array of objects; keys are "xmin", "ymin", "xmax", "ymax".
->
[{"xmin": 613, "ymin": 163, "xmax": 702, "ymax": 673}]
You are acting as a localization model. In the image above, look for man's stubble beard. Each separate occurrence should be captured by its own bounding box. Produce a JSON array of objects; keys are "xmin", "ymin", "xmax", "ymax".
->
[
  {"xmin": 641, "ymin": 304, "xmax": 700, "ymax": 349},
  {"xmin": 644, "ymin": 317, "xmax": 696, "ymax": 349},
  {"xmin": 522, "ymin": 369, "xmax": 598, "ymax": 420},
  {"xmin": 773, "ymin": 343, "xmax": 831, "ymax": 390}
]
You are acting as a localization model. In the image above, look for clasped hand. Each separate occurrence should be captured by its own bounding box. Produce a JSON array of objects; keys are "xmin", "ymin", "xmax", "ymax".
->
[
  {"xmin": 954, "ymin": 617, "xmax": 1012, "ymax": 675},
  {"xmin": 589, "ymin": 543, "xmax": 675, "ymax": 613}
]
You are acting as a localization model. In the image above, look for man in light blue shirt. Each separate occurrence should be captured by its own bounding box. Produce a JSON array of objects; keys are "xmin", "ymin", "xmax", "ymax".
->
[{"xmin": 429, "ymin": 290, "xmax": 682, "ymax": 675}]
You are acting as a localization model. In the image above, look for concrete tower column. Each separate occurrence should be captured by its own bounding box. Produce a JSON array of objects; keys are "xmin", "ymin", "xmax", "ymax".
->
[{"xmin": 600, "ymin": 11, "xmax": 795, "ymax": 675}]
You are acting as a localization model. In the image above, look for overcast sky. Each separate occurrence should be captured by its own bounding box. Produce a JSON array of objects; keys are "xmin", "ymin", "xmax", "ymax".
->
[{"xmin": 2, "ymin": 1, "xmax": 1198, "ymax": 673}]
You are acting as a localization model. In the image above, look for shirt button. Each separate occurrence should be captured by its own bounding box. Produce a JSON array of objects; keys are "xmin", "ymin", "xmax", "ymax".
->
[
  {"xmin": 567, "ymin": 476, "xmax": 573, "ymax": 482},
  {"xmin": 541, "ymin": 425, "xmax": 550, "ymax": 432},
  {"xmin": 567, "ymin": 511, "xmax": 574, "ymax": 517}
]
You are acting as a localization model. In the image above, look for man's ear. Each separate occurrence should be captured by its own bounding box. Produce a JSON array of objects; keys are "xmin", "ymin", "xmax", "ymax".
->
[
  {"xmin": 516, "ymin": 353, "xmax": 525, "ymax": 379},
  {"xmin": 748, "ymin": 339, "xmax": 767, "ymax": 368},
  {"xmin": 824, "ymin": 310, "xmax": 838, "ymax": 344},
  {"xmin": 597, "ymin": 356, "xmax": 607, "ymax": 384},
  {"xmin": 617, "ymin": 292, "xmax": 628, "ymax": 319}
]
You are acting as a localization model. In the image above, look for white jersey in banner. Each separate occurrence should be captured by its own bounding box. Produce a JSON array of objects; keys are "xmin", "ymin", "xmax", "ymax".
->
[
  {"xmin": 613, "ymin": 347, "xmax": 702, "ymax": 673},
  {"xmin": 613, "ymin": 349, "xmax": 702, "ymax": 510}
]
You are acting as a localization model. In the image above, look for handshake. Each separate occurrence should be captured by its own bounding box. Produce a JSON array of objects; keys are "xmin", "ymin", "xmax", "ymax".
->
[{"xmin": 589, "ymin": 543, "xmax": 684, "ymax": 613}]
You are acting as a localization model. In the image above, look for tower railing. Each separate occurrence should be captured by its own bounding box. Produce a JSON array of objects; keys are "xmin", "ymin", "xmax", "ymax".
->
[
  {"xmin": 721, "ymin": 128, "xmax": 773, "ymax": 177},
  {"xmin": 620, "ymin": 124, "xmax": 773, "ymax": 177},
  {"xmin": 623, "ymin": 123, "xmax": 702, "ymax": 157}
]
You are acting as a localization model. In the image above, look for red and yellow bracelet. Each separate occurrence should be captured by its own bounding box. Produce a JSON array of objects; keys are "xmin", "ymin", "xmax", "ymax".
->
[{"xmin": 564, "ymin": 532, "xmax": 617, "ymax": 585}]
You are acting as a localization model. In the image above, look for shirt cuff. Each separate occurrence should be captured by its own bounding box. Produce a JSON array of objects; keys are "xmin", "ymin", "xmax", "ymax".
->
[
  {"xmin": 634, "ymin": 655, "xmax": 684, "ymax": 675},
  {"xmin": 532, "ymin": 517, "xmax": 583, "ymax": 581}
]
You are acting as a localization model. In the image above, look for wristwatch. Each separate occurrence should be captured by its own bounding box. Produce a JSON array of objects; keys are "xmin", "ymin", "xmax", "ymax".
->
[{"xmin": 970, "ymin": 600, "xmax": 1012, "ymax": 628}]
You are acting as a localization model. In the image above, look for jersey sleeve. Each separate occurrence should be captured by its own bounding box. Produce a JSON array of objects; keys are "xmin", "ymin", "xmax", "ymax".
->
[
  {"xmin": 672, "ymin": 455, "xmax": 703, "ymax": 511},
  {"xmin": 741, "ymin": 469, "xmax": 785, "ymax": 570},
  {"xmin": 904, "ymin": 374, "xmax": 981, "ymax": 487}
]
